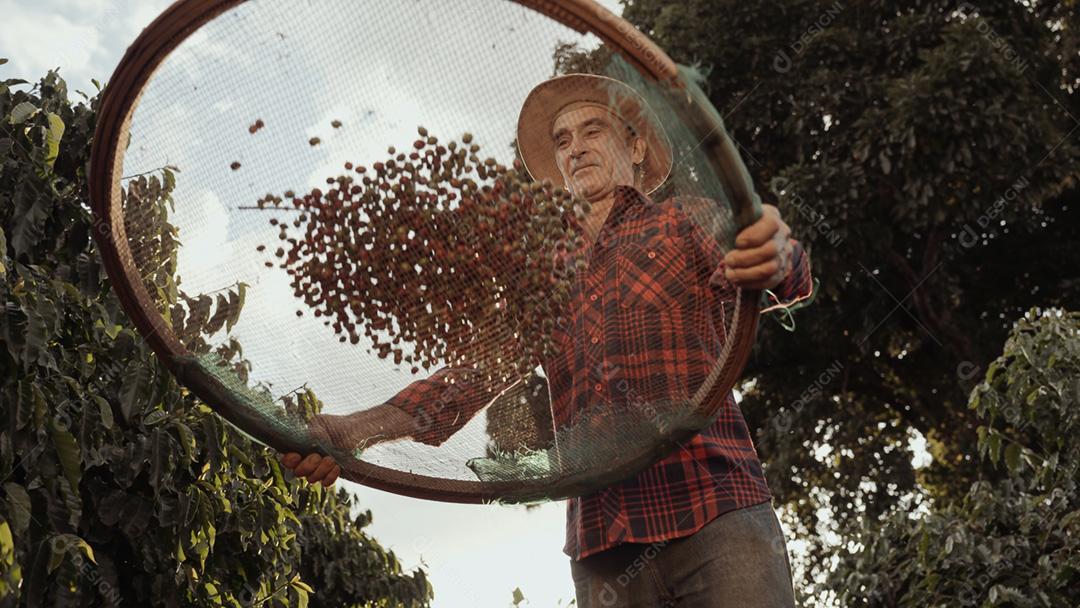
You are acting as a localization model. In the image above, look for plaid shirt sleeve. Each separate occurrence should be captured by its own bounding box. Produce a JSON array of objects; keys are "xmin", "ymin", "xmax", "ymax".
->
[
  {"xmin": 761, "ymin": 238, "xmax": 814, "ymax": 313},
  {"xmin": 384, "ymin": 368, "xmax": 506, "ymax": 446}
]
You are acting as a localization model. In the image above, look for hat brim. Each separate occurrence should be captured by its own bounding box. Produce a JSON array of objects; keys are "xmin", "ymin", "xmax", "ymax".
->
[{"xmin": 517, "ymin": 74, "xmax": 672, "ymax": 195}]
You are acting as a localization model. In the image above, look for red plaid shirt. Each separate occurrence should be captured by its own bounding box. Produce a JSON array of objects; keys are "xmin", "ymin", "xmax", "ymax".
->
[{"xmin": 388, "ymin": 185, "xmax": 814, "ymax": 560}]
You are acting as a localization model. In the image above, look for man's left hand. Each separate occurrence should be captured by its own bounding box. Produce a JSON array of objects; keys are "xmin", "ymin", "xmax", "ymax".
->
[{"xmin": 722, "ymin": 204, "xmax": 793, "ymax": 290}]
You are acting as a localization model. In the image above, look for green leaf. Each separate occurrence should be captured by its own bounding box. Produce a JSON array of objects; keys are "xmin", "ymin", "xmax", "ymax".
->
[
  {"xmin": 917, "ymin": 530, "xmax": 929, "ymax": 558},
  {"xmin": 92, "ymin": 396, "xmax": 114, "ymax": 429},
  {"xmin": 988, "ymin": 432, "xmax": 1002, "ymax": 465},
  {"xmin": 0, "ymin": 58, "xmax": 8, "ymax": 65},
  {"xmin": 47, "ymin": 537, "xmax": 66, "ymax": 574},
  {"xmin": 0, "ymin": 226, "xmax": 7, "ymax": 277},
  {"xmin": 21, "ymin": 296, "xmax": 58, "ymax": 371},
  {"xmin": 228, "ymin": 442, "xmax": 254, "ymax": 469},
  {"xmin": 1004, "ymin": 443, "xmax": 1021, "ymax": 474},
  {"xmin": 0, "ymin": 521, "xmax": 11, "ymax": 555},
  {"xmin": 150, "ymin": 428, "xmax": 172, "ymax": 493},
  {"xmin": 49, "ymin": 419, "xmax": 81, "ymax": 491},
  {"xmin": 75, "ymin": 537, "xmax": 96, "ymax": 564},
  {"xmin": 3, "ymin": 483, "xmax": 32, "ymax": 535},
  {"xmin": 512, "ymin": 587, "xmax": 526, "ymax": 606},
  {"xmin": 76, "ymin": 252, "xmax": 100, "ymax": 296},
  {"xmin": 205, "ymin": 293, "xmax": 231, "ymax": 335},
  {"xmin": 292, "ymin": 580, "xmax": 314, "ymax": 593},
  {"xmin": 968, "ymin": 389, "xmax": 981, "ymax": 412},
  {"xmin": 203, "ymin": 416, "xmax": 223, "ymax": 477},
  {"xmin": 119, "ymin": 360, "xmax": 151, "ymax": 422},
  {"xmin": 187, "ymin": 294, "xmax": 213, "ymax": 330},
  {"xmin": 225, "ymin": 288, "xmax": 243, "ymax": 333},
  {"xmin": 143, "ymin": 409, "xmax": 168, "ymax": 426},
  {"xmin": 174, "ymin": 421, "xmax": 196, "ymax": 462},
  {"xmin": 24, "ymin": 534, "xmax": 49, "ymax": 607},
  {"xmin": 16, "ymin": 380, "xmax": 37, "ymax": 430},
  {"xmin": 878, "ymin": 150, "xmax": 892, "ymax": 175},
  {"xmin": 231, "ymin": 282, "xmax": 248, "ymax": 333},
  {"xmin": 43, "ymin": 112, "xmax": 64, "ymax": 170},
  {"xmin": 11, "ymin": 195, "xmax": 50, "ymax": 259},
  {"xmin": 9, "ymin": 101, "xmax": 38, "ymax": 125}
]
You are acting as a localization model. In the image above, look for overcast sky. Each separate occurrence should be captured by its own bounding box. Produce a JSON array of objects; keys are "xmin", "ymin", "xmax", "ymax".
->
[{"xmin": 0, "ymin": 1, "xmax": 636, "ymax": 606}]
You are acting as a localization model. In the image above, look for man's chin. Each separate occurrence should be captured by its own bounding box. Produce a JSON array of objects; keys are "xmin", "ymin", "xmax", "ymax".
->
[{"xmin": 571, "ymin": 180, "xmax": 606, "ymax": 201}]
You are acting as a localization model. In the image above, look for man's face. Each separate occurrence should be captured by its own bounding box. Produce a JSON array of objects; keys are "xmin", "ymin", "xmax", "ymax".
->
[{"xmin": 552, "ymin": 104, "xmax": 644, "ymax": 203}]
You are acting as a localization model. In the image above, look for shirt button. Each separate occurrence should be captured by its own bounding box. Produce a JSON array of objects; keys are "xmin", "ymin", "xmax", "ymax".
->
[
  {"xmin": 590, "ymin": 293, "xmax": 598, "ymax": 301},
  {"xmin": 647, "ymin": 250, "xmax": 656, "ymax": 259},
  {"xmin": 594, "ymin": 383, "xmax": 602, "ymax": 392},
  {"xmin": 590, "ymin": 336, "xmax": 599, "ymax": 344}
]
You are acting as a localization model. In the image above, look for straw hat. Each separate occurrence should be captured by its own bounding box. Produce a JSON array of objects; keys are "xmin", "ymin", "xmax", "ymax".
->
[{"xmin": 516, "ymin": 73, "xmax": 672, "ymax": 195}]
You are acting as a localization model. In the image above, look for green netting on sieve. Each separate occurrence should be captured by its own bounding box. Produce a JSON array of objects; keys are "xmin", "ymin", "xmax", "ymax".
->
[
  {"xmin": 103, "ymin": 0, "xmax": 759, "ymax": 503},
  {"xmin": 176, "ymin": 349, "xmax": 713, "ymax": 502}
]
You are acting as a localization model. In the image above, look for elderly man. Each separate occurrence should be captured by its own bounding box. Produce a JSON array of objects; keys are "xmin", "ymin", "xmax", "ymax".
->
[{"xmin": 280, "ymin": 73, "xmax": 813, "ymax": 607}]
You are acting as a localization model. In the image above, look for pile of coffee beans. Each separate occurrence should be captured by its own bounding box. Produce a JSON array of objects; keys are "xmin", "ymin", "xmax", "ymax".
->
[{"xmin": 252, "ymin": 127, "xmax": 589, "ymax": 384}]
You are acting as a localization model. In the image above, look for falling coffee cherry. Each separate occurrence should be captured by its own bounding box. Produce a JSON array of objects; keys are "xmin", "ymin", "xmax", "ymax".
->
[
  {"xmin": 309, "ymin": 137, "xmax": 321, "ymax": 146},
  {"xmin": 331, "ymin": 120, "xmax": 343, "ymax": 129},
  {"xmin": 230, "ymin": 161, "xmax": 242, "ymax": 171},
  {"xmin": 244, "ymin": 127, "xmax": 585, "ymax": 377}
]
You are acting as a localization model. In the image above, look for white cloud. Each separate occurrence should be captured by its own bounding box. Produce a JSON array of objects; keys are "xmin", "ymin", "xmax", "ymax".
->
[
  {"xmin": 0, "ymin": 0, "xmax": 174, "ymax": 93},
  {"xmin": 124, "ymin": 1, "xmax": 167, "ymax": 37},
  {"xmin": 0, "ymin": 9, "xmax": 101, "ymax": 78},
  {"xmin": 173, "ymin": 189, "xmax": 230, "ymax": 280}
]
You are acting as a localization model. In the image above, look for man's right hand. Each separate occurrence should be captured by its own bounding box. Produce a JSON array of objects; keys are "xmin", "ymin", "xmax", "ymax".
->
[
  {"xmin": 278, "ymin": 452, "xmax": 341, "ymax": 487},
  {"xmin": 278, "ymin": 404, "xmax": 415, "ymax": 487}
]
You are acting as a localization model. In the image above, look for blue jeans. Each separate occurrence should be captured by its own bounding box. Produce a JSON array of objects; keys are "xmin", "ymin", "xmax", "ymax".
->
[{"xmin": 569, "ymin": 501, "xmax": 796, "ymax": 608}]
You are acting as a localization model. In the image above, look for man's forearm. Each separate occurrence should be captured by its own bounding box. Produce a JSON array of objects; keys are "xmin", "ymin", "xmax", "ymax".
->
[
  {"xmin": 364, "ymin": 402, "xmax": 419, "ymax": 442},
  {"xmin": 383, "ymin": 367, "xmax": 502, "ymax": 447}
]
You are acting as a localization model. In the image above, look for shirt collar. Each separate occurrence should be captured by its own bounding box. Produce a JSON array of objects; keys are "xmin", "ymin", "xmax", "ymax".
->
[{"xmin": 564, "ymin": 184, "xmax": 652, "ymax": 234}]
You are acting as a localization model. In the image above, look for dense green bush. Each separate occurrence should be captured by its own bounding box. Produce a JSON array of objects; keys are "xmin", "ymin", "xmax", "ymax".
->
[
  {"xmin": 0, "ymin": 64, "xmax": 431, "ymax": 607},
  {"xmin": 826, "ymin": 309, "xmax": 1080, "ymax": 606}
]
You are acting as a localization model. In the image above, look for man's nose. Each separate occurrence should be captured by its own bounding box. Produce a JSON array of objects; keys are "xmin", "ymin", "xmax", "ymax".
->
[{"xmin": 569, "ymin": 137, "xmax": 588, "ymax": 159}]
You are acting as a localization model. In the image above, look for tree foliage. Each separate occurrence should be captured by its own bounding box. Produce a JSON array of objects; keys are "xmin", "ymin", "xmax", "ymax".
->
[
  {"xmin": 0, "ymin": 66, "xmax": 431, "ymax": 607},
  {"xmin": 828, "ymin": 310, "xmax": 1080, "ymax": 606},
  {"xmin": 604, "ymin": 0, "xmax": 1080, "ymax": 603}
]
